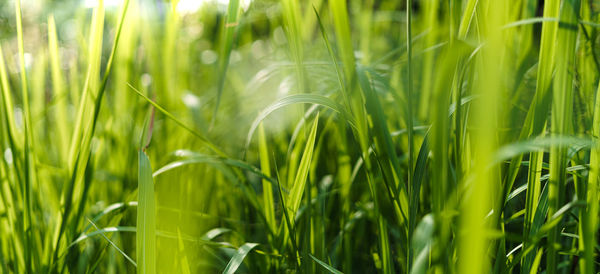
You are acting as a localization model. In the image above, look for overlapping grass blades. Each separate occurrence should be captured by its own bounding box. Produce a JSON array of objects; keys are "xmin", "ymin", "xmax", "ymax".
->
[{"xmin": 1, "ymin": 0, "xmax": 600, "ymax": 272}]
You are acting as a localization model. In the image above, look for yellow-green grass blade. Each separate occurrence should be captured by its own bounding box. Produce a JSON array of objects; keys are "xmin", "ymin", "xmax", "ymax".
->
[
  {"xmin": 128, "ymin": 84, "xmax": 227, "ymax": 158},
  {"xmin": 0, "ymin": 45, "xmax": 19, "ymax": 150},
  {"xmin": 67, "ymin": 0, "xmax": 105, "ymax": 171},
  {"xmin": 212, "ymin": 0, "xmax": 241, "ymax": 127},
  {"xmin": 505, "ymin": 3, "xmax": 560, "ymax": 269},
  {"xmin": 313, "ymin": 7, "xmax": 351, "ymax": 112},
  {"xmin": 245, "ymin": 94, "xmax": 355, "ymax": 152},
  {"xmin": 287, "ymin": 113, "xmax": 319, "ymax": 220},
  {"xmin": 137, "ymin": 150, "xmax": 156, "ymax": 274},
  {"xmin": 460, "ymin": 1, "xmax": 507, "ymax": 273},
  {"xmin": 418, "ymin": 0, "xmax": 440, "ymax": 119},
  {"xmin": 328, "ymin": 0, "xmax": 355, "ymax": 88},
  {"xmin": 15, "ymin": 0, "xmax": 36, "ymax": 271},
  {"xmin": 48, "ymin": 15, "xmax": 71, "ymax": 165},
  {"xmin": 258, "ymin": 123, "xmax": 276, "ymax": 234},
  {"xmin": 87, "ymin": 218, "xmax": 137, "ymax": 267},
  {"xmin": 281, "ymin": 0, "xmax": 306, "ymax": 93},
  {"xmin": 52, "ymin": 0, "xmax": 130, "ymax": 266},
  {"xmin": 547, "ymin": 1, "xmax": 580, "ymax": 273},
  {"xmin": 580, "ymin": 81, "xmax": 600, "ymax": 273}
]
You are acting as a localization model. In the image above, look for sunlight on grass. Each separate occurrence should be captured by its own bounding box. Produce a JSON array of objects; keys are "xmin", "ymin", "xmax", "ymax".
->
[{"xmin": 0, "ymin": 0, "xmax": 599, "ymax": 273}]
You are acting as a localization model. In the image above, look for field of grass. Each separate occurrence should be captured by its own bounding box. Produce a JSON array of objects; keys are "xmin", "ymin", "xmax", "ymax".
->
[{"xmin": 0, "ymin": 0, "xmax": 599, "ymax": 273}]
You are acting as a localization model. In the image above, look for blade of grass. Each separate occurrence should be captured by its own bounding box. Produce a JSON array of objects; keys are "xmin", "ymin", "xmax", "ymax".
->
[
  {"xmin": 580, "ymin": 81, "xmax": 600, "ymax": 273},
  {"xmin": 309, "ymin": 254, "xmax": 343, "ymax": 274},
  {"xmin": 547, "ymin": 1, "xmax": 580, "ymax": 273},
  {"xmin": 15, "ymin": 0, "xmax": 35, "ymax": 271},
  {"xmin": 222, "ymin": 242, "xmax": 259, "ymax": 274},
  {"xmin": 258, "ymin": 123, "xmax": 276, "ymax": 234},
  {"xmin": 211, "ymin": 0, "xmax": 241, "ymax": 128},
  {"xmin": 137, "ymin": 150, "xmax": 155, "ymax": 274},
  {"xmin": 48, "ymin": 15, "xmax": 70, "ymax": 165},
  {"xmin": 405, "ymin": 0, "xmax": 416, "ymax": 269},
  {"xmin": 87, "ymin": 218, "xmax": 137, "ymax": 267},
  {"xmin": 287, "ymin": 113, "xmax": 319, "ymax": 219}
]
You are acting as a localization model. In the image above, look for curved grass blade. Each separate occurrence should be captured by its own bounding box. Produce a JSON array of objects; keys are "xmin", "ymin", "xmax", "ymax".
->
[
  {"xmin": 245, "ymin": 95, "xmax": 353, "ymax": 150},
  {"xmin": 128, "ymin": 84, "xmax": 226, "ymax": 157},
  {"xmin": 286, "ymin": 113, "xmax": 319, "ymax": 221},
  {"xmin": 222, "ymin": 242, "xmax": 259, "ymax": 274},
  {"xmin": 87, "ymin": 218, "xmax": 137, "ymax": 267},
  {"xmin": 309, "ymin": 254, "xmax": 343, "ymax": 274}
]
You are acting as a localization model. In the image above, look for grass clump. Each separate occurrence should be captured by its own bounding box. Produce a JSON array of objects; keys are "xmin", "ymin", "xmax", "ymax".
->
[{"xmin": 1, "ymin": 0, "xmax": 600, "ymax": 273}]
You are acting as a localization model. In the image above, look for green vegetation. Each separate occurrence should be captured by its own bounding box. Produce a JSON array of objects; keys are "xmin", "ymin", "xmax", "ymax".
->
[{"xmin": 0, "ymin": 0, "xmax": 600, "ymax": 273}]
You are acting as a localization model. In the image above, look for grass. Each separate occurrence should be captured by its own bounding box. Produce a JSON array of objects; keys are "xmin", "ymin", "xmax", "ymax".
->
[{"xmin": 0, "ymin": 0, "xmax": 600, "ymax": 273}]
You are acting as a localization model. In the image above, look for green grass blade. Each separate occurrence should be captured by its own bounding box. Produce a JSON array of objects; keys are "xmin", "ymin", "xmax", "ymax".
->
[
  {"xmin": 222, "ymin": 242, "xmax": 259, "ymax": 274},
  {"xmin": 137, "ymin": 150, "xmax": 156, "ymax": 274},
  {"xmin": 14, "ymin": 0, "xmax": 35, "ymax": 271},
  {"xmin": 580, "ymin": 81, "xmax": 600, "ymax": 273},
  {"xmin": 547, "ymin": 1, "xmax": 580, "ymax": 273},
  {"xmin": 258, "ymin": 123, "xmax": 276, "ymax": 233},
  {"xmin": 87, "ymin": 218, "xmax": 137, "ymax": 267},
  {"xmin": 309, "ymin": 254, "xmax": 343, "ymax": 274},
  {"xmin": 405, "ymin": 0, "xmax": 416, "ymax": 268},
  {"xmin": 245, "ymin": 94, "xmax": 355, "ymax": 150},
  {"xmin": 48, "ymin": 15, "xmax": 70, "ymax": 164},
  {"xmin": 287, "ymin": 113, "xmax": 319, "ymax": 219},
  {"xmin": 211, "ymin": 0, "xmax": 241, "ymax": 128}
]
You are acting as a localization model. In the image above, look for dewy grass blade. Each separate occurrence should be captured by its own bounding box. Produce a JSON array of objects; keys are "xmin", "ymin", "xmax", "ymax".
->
[{"xmin": 137, "ymin": 150, "xmax": 156, "ymax": 274}]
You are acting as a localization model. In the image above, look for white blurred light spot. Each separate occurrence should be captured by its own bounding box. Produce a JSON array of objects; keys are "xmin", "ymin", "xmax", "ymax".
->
[
  {"xmin": 14, "ymin": 107, "xmax": 23, "ymax": 130},
  {"xmin": 201, "ymin": 50, "xmax": 218, "ymax": 64},
  {"xmin": 251, "ymin": 40, "xmax": 265, "ymax": 58},
  {"xmin": 24, "ymin": 53, "xmax": 33, "ymax": 69},
  {"xmin": 177, "ymin": 0, "xmax": 205, "ymax": 13},
  {"xmin": 4, "ymin": 149, "xmax": 13, "ymax": 165},
  {"xmin": 278, "ymin": 77, "xmax": 292, "ymax": 96},
  {"xmin": 13, "ymin": 53, "xmax": 33, "ymax": 71},
  {"xmin": 182, "ymin": 92, "xmax": 200, "ymax": 108},
  {"xmin": 84, "ymin": 0, "xmax": 121, "ymax": 8},
  {"xmin": 230, "ymin": 50, "xmax": 241, "ymax": 64},
  {"xmin": 141, "ymin": 73, "xmax": 152, "ymax": 87},
  {"xmin": 177, "ymin": 0, "xmax": 253, "ymax": 14}
]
